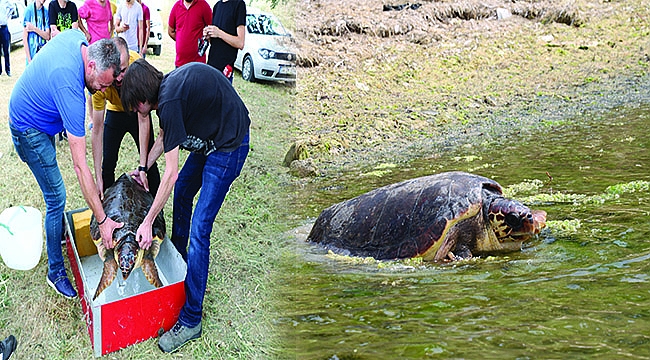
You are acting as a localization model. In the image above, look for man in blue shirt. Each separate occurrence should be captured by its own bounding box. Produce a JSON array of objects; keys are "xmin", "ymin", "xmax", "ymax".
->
[{"xmin": 8, "ymin": 29, "xmax": 123, "ymax": 299}]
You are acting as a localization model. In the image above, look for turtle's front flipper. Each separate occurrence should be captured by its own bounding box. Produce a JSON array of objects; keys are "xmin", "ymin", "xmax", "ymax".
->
[
  {"xmin": 142, "ymin": 238, "xmax": 163, "ymax": 288},
  {"xmin": 94, "ymin": 257, "xmax": 118, "ymax": 300},
  {"xmin": 141, "ymin": 257, "xmax": 163, "ymax": 288}
]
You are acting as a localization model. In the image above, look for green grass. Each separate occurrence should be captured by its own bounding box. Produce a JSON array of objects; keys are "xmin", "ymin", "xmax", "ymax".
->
[{"xmin": 0, "ymin": 3, "xmax": 296, "ymax": 357}]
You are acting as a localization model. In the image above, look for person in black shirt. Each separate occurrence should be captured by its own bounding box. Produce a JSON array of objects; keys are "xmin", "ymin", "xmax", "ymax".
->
[
  {"xmin": 120, "ymin": 58, "xmax": 250, "ymax": 353},
  {"xmin": 203, "ymin": 0, "xmax": 246, "ymax": 82},
  {"xmin": 48, "ymin": 0, "xmax": 79, "ymax": 37}
]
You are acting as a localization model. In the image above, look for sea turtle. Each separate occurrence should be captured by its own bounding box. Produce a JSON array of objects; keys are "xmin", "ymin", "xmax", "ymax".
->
[
  {"xmin": 307, "ymin": 171, "xmax": 547, "ymax": 261},
  {"xmin": 90, "ymin": 173, "xmax": 166, "ymax": 300}
]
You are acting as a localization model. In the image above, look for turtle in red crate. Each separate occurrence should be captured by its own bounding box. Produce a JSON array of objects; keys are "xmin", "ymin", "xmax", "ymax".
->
[{"xmin": 90, "ymin": 173, "xmax": 166, "ymax": 300}]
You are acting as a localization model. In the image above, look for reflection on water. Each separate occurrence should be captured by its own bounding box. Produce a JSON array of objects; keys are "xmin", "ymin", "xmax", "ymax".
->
[{"xmin": 278, "ymin": 105, "xmax": 650, "ymax": 359}]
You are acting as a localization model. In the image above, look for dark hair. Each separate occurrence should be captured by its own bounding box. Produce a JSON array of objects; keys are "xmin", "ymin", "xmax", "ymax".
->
[{"xmin": 120, "ymin": 58, "xmax": 164, "ymax": 112}]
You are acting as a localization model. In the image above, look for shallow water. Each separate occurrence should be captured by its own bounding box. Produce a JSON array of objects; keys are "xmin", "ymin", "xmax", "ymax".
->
[{"xmin": 278, "ymin": 104, "xmax": 650, "ymax": 359}]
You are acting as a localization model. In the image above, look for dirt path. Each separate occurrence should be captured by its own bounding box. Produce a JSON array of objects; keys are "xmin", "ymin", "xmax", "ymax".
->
[{"xmin": 289, "ymin": 0, "xmax": 650, "ymax": 175}]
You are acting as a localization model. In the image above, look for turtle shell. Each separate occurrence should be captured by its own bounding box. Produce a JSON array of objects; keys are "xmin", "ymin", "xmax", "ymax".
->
[
  {"xmin": 307, "ymin": 171, "xmax": 545, "ymax": 261},
  {"xmin": 90, "ymin": 173, "xmax": 166, "ymax": 300}
]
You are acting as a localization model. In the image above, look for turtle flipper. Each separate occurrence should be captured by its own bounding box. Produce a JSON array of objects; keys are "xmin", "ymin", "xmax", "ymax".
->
[
  {"xmin": 93, "ymin": 257, "xmax": 118, "ymax": 300},
  {"xmin": 141, "ymin": 258, "xmax": 163, "ymax": 288},
  {"xmin": 141, "ymin": 238, "xmax": 162, "ymax": 288}
]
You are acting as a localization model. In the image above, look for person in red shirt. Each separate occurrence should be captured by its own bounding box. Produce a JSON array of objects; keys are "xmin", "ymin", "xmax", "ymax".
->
[
  {"xmin": 137, "ymin": 0, "xmax": 150, "ymax": 57},
  {"xmin": 168, "ymin": 0, "xmax": 211, "ymax": 67}
]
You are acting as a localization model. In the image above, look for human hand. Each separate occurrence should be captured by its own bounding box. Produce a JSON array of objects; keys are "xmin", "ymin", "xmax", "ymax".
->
[
  {"xmin": 204, "ymin": 25, "xmax": 221, "ymax": 38},
  {"xmin": 99, "ymin": 216, "xmax": 124, "ymax": 250},
  {"xmin": 136, "ymin": 221, "xmax": 153, "ymax": 250},
  {"xmin": 129, "ymin": 168, "xmax": 150, "ymax": 192},
  {"xmin": 95, "ymin": 177, "xmax": 104, "ymax": 201}
]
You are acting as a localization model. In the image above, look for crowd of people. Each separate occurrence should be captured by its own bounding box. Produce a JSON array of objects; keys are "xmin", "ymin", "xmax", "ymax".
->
[{"xmin": 5, "ymin": 0, "xmax": 250, "ymax": 356}]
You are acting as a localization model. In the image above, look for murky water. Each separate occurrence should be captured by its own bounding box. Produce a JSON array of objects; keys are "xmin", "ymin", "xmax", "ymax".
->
[{"xmin": 278, "ymin": 104, "xmax": 650, "ymax": 359}]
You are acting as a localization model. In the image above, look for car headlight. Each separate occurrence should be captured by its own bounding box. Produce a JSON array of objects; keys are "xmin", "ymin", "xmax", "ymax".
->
[{"xmin": 258, "ymin": 48, "xmax": 276, "ymax": 59}]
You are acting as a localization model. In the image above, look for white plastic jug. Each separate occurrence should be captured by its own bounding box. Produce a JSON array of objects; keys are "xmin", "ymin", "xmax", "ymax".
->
[{"xmin": 0, "ymin": 206, "xmax": 43, "ymax": 270}]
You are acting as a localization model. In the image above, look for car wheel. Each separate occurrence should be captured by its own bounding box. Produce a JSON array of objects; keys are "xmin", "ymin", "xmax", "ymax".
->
[
  {"xmin": 242, "ymin": 55, "xmax": 255, "ymax": 82},
  {"xmin": 153, "ymin": 45, "xmax": 161, "ymax": 56}
]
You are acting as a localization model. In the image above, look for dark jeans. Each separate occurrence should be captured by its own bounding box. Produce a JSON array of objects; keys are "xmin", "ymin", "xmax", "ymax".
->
[
  {"xmin": 172, "ymin": 133, "xmax": 249, "ymax": 328},
  {"xmin": 0, "ymin": 25, "xmax": 10, "ymax": 73},
  {"xmin": 10, "ymin": 123, "xmax": 66, "ymax": 278},
  {"xmin": 103, "ymin": 110, "xmax": 160, "ymax": 195}
]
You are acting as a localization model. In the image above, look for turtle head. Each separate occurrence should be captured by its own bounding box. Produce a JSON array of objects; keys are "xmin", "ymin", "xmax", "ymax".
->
[
  {"xmin": 116, "ymin": 234, "xmax": 140, "ymax": 280},
  {"xmin": 487, "ymin": 197, "xmax": 547, "ymax": 242}
]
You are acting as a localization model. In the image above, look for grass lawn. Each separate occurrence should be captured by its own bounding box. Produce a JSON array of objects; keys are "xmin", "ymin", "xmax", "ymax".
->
[{"xmin": 0, "ymin": 2, "xmax": 296, "ymax": 357}]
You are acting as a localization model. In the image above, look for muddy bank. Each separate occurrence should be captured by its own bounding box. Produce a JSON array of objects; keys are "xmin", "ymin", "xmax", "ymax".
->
[
  {"xmin": 329, "ymin": 73, "xmax": 650, "ymax": 174},
  {"xmin": 289, "ymin": 0, "xmax": 650, "ymax": 177}
]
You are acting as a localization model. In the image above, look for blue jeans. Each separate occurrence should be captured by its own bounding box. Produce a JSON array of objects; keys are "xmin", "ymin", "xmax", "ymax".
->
[
  {"xmin": 0, "ymin": 25, "xmax": 9, "ymax": 73},
  {"xmin": 172, "ymin": 134, "xmax": 249, "ymax": 327},
  {"xmin": 10, "ymin": 124, "xmax": 67, "ymax": 279}
]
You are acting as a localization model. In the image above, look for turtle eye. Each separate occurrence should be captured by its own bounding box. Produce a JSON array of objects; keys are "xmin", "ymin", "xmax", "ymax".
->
[{"xmin": 505, "ymin": 213, "xmax": 523, "ymax": 229}]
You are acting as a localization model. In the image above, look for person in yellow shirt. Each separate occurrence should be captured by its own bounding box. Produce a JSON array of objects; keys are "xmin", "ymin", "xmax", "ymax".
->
[{"xmin": 92, "ymin": 36, "xmax": 160, "ymax": 197}]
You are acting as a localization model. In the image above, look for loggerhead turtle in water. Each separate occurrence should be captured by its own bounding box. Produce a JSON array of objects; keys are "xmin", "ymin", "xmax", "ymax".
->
[
  {"xmin": 307, "ymin": 171, "xmax": 547, "ymax": 261},
  {"xmin": 90, "ymin": 173, "xmax": 165, "ymax": 300}
]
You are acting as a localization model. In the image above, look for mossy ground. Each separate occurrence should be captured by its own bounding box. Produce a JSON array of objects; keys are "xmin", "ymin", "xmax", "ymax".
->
[{"xmin": 291, "ymin": 0, "xmax": 650, "ymax": 174}]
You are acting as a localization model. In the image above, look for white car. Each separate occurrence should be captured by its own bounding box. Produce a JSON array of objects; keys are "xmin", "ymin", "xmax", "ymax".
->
[
  {"xmin": 234, "ymin": 8, "xmax": 296, "ymax": 83},
  {"xmin": 8, "ymin": 0, "xmax": 25, "ymax": 46},
  {"xmin": 147, "ymin": 4, "xmax": 163, "ymax": 56}
]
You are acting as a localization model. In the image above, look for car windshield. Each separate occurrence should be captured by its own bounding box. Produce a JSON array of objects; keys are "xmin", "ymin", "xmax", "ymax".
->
[{"xmin": 247, "ymin": 13, "xmax": 288, "ymax": 36}]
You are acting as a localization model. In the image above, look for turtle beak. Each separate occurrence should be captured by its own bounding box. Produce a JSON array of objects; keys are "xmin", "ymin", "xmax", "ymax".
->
[
  {"xmin": 530, "ymin": 210, "xmax": 547, "ymax": 234},
  {"xmin": 514, "ymin": 210, "xmax": 546, "ymax": 237},
  {"xmin": 117, "ymin": 238, "xmax": 139, "ymax": 280}
]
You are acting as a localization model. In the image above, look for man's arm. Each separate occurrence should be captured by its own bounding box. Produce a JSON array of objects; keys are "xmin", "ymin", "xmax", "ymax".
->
[
  {"xmin": 22, "ymin": 27, "xmax": 30, "ymax": 60},
  {"xmin": 208, "ymin": 24, "xmax": 245, "ymax": 50},
  {"xmin": 114, "ymin": 12, "xmax": 128, "ymax": 34},
  {"xmin": 146, "ymin": 128, "xmax": 165, "ymax": 169},
  {"xmin": 77, "ymin": 17, "xmax": 90, "ymax": 41},
  {"xmin": 167, "ymin": 8, "xmax": 176, "ymax": 40},
  {"xmin": 108, "ymin": 14, "xmax": 114, "ymax": 36},
  {"xmin": 90, "ymin": 101, "xmax": 106, "ymax": 197},
  {"xmin": 141, "ymin": 18, "xmax": 149, "ymax": 55},
  {"xmin": 32, "ymin": 22, "xmax": 50, "ymax": 40},
  {"xmin": 68, "ymin": 134, "xmax": 123, "ymax": 249},
  {"xmin": 50, "ymin": 24, "xmax": 59, "ymax": 37},
  {"xmin": 137, "ymin": 19, "xmax": 143, "ymax": 54},
  {"xmin": 167, "ymin": 25, "xmax": 175, "ymax": 41},
  {"xmin": 136, "ymin": 112, "xmax": 151, "ymax": 191},
  {"xmin": 136, "ymin": 142, "xmax": 178, "ymax": 250},
  {"xmin": 48, "ymin": 3, "xmax": 59, "ymax": 37}
]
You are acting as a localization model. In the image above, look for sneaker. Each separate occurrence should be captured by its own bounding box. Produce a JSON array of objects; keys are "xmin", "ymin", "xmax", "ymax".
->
[
  {"xmin": 47, "ymin": 271, "xmax": 77, "ymax": 299},
  {"xmin": 0, "ymin": 335, "xmax": 17, "ymax": 360},
  {"xmin": 158, "ymin": 321, "xmax": 202, "ymax": 353}
]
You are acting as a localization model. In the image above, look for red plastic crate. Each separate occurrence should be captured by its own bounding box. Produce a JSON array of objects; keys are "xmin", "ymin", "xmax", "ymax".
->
[{"xmin": 64, "ymin": 209, "xmax": 186, "ymax": 357}]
